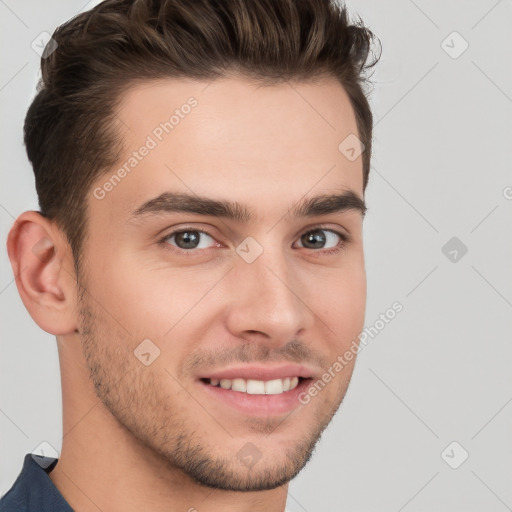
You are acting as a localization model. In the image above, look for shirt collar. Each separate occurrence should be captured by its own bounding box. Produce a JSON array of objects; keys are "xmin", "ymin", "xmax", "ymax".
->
[{"xmin": 1, "ymin": 453, "xmax": 73, "ymax": 511}]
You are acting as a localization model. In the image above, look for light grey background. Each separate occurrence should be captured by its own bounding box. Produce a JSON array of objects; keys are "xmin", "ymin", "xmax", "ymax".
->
[{"xmin": 1, "ymin": 1, "xmax": 511, "ymax": 511}]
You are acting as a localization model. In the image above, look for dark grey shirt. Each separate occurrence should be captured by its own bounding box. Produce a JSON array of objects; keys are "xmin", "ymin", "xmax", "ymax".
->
[{"xmin": 0, "ymin": 453, "xmax": 73, "ymax": 511}]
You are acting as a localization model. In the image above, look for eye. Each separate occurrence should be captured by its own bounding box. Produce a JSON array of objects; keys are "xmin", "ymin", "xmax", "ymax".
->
[
  {"xmin": 162, "ymin": 228, "xmax": 218, "ymax": 252},
  {"xmin": 159, "ymin": 225, "xmax": 348, "ymax": 256},
  {"xmin": 295, "ymin": 228, "xmax": 346, "ymax": 253}
]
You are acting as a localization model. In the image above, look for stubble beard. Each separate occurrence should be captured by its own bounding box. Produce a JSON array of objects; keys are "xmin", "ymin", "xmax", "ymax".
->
[{"xmin": 77, "ymin": 288, "xmax": 351, "ymax": 491}]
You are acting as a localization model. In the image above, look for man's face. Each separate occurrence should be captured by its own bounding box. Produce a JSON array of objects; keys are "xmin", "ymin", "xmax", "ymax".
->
[{"xmin": 78, "ymin": 76, "xmax": 366, "ymax": 491}]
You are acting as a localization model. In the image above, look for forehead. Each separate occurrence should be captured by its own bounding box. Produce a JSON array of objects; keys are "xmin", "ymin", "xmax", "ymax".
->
[{"xmin": 90, "ymin": 76, "xmax": 363, "ymax": 225}]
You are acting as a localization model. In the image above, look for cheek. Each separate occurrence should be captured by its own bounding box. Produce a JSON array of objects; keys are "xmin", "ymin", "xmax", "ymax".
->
[
  {"xmin": 315, "ymin": 264, "xmax": 366, "ymax": 344},
  {"xmin": 92, "ymin": 253, "xmax": 229, "ymax": 341},
  {"xmin": 82, "ymin": 249, "xmax": 188, "ymax": 336}
]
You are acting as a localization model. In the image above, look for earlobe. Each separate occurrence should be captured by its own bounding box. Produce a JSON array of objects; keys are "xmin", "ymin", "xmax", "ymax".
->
[{"xmin": 6, "ymin": 211, "xmax": 78, "ymax": 335}]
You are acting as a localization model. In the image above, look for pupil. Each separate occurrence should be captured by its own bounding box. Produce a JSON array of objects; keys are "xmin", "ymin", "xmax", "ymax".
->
[
  {"xmin": 304, "ymin": 230, "xmax": 325, "ymax": 248},
  {"xmin": 177, "ymin": 231, "xmax": 199, "ymax": 249}
]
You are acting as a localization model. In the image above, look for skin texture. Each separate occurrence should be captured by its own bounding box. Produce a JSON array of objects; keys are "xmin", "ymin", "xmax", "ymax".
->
[{"xmin": 7, "ymin": 76, "xmax": 366, "ymax": 512}]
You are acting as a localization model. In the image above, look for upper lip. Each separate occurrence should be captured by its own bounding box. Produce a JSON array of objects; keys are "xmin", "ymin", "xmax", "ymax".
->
[{"xmin": 198, "ymin": 364, "xmax": 316, "ymax": 381}]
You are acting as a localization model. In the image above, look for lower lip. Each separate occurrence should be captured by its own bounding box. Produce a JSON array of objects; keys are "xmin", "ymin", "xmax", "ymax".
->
[{"xmin": 198, "ymin": 379, "xmax": 312, "ymax": 417}]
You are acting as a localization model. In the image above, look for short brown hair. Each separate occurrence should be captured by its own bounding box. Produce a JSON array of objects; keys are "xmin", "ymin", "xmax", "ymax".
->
[{"xmin": 24, "ymin": 0, "xmax": 380, "ymax": 275}]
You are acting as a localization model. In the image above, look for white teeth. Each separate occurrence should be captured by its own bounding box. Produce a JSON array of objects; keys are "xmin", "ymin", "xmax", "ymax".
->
[
  {"xmin": 231, "ymin": 378, "xmax": 247, "ymax": 392},
  {"xmin": 247, "ymin": 379, "xmax": 265, "ymax": 394},
  {"xmin": 265, "ymin": 379, "xmax": 284, "ymax": 394},
  {"xmin": 207, "ymin": 376, "xmax": 301, "ymax": 394}
]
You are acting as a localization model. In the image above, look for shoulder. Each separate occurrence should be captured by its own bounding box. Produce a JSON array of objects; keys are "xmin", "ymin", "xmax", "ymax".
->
[{"xmin": 0, "ymin": 454, "xmax": 72, "ymax": 512}]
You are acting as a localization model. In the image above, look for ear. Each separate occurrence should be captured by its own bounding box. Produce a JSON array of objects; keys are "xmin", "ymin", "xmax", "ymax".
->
[{"xmin": 6, "ymin": 211, "xmax": 79, "ymax": 335}]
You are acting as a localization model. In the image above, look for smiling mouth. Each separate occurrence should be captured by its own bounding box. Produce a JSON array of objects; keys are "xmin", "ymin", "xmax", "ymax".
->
[{"xmin": 200, "ymin": 377, "xmax": 308, "ymax": 395}]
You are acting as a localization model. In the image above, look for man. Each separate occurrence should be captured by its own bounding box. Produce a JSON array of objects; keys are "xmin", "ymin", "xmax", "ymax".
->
[{"xmin": 2, "ymin": 0, "xmax": 379, "ymax": 510}]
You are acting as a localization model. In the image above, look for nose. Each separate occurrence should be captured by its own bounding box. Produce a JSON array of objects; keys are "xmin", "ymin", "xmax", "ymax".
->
[{"xmin": 224, "ymin": 245, "xmax": 315, "ymax": 345}]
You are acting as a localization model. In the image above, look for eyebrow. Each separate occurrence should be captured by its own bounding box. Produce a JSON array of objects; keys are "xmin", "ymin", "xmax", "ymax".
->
[{"xmin": 129, "ymin": 190, "xmax": 366, "ymax": 224}]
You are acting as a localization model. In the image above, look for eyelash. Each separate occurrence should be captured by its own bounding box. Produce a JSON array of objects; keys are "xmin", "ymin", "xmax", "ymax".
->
[{"xmin": 157, "ymin": 225, "xmax": 349, "ymax": 257}]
